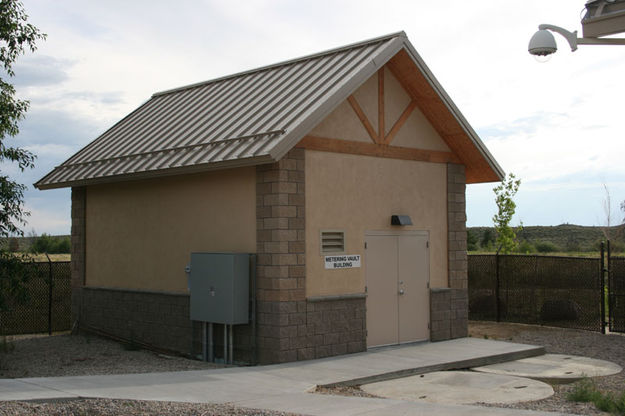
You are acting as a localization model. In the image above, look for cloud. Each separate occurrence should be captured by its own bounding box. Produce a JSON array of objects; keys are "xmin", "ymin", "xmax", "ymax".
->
[{"xmin": 11, "ymin": 55, "xmax": 72, "ymax": 87}]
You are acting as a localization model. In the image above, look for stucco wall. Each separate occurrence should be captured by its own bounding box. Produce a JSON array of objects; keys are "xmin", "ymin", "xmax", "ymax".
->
[
  {"xmin": 85, "ymin": 167, "xmax": 256, "ymax": 292},
  {"xmin": 305, "ymin": 150, "xmax": 448, "ymax": 297},
  {"xmin": 308, "ymin": 66, "xmax": 450, "ymax": 152}
]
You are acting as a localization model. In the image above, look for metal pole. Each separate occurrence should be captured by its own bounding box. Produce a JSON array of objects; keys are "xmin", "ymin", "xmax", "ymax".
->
[
  {"xmin": 250, "ymin": 255, "xmax": 257, "ymax": 365},
  {"xmin": 46, "ymin": 253, "xmax": 52, "ymax": 336},
  {"xmin": 208, "ymin": 322, "xmax": 214, "ymax": 362},
  {"xmin": 606, "ymin": 240, "xmax": 614, "ymax": 328},
  {"xmin": 223, "ymin": 323, "xmax": 227, "ymax": 364},
  {"xmin": 229, "ymin": 324, "xmax": 233, "ymax": 365},
  {"xmin": 202, "ymin": 322, "xmax": 207, "ymax": 361},
  {"xmin": 601, "ymin": 242, "xmax": 606, "ymax": 334},
  {"xmin": 495, "ymin": 252, "xmax": 501, "ymax": 322}
]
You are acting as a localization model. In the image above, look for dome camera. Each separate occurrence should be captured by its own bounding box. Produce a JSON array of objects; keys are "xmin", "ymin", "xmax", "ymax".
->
[{"xmin": 528, "ymin": 29, "xmax": 557, "ymax": 56}]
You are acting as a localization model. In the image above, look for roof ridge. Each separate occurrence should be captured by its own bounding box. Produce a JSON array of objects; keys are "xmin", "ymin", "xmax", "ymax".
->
[{"xmin": 152, "ymin": 31, "xmax": 406, "ymax": 98}]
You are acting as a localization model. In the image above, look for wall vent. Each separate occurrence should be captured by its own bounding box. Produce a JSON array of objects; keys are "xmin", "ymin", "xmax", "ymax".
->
[{"xmin": 320, "ymin": 230, "xmax": 345, "ymax": 254}]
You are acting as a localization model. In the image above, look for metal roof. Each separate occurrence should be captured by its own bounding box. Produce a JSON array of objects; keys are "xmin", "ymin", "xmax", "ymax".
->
[{"xmin": 35, "ymin": 31, "xmax": 503, "ymax": 189}]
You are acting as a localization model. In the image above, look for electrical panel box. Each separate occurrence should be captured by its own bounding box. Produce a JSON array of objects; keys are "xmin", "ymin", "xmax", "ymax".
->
[{"xmin": 189, "ymin": 253, "xmax": 249, "ymax": 324}]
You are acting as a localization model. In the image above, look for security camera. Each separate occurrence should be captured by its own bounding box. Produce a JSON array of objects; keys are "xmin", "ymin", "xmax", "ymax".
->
[{"xmin": 528, "ymin": 29, "xmax": 557, "ymax": 56}]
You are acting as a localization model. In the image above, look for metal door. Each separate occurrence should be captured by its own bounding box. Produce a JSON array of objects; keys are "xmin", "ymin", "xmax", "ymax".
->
[{"xmin": 365, "ymin": 231, "xmax": 429, "ymax": 347}]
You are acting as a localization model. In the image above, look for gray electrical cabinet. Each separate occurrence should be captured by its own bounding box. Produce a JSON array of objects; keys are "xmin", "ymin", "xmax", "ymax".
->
[{"xmin": 189, "ymin": 253, "xmax": 249, "ymax": 324}]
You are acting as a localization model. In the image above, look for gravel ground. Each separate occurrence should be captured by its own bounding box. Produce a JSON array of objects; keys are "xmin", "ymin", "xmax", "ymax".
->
[
  {"xmin": 1, "ymin": 324, "xmax": 623, "ymax": 415},
  {"xmin": 0, "ymin": 332, "xmax": 222, "ymax": 378},
  {"xmin": 0, "ymin": 332, "xmax": 301, "ymax": 416},
  {"xmin": 468, "ymin": 321, "xmax": 625, "ymax": 415},
  {"xmin": 0, "ymin": 399, "xmax": 299, "ymax": 416}
]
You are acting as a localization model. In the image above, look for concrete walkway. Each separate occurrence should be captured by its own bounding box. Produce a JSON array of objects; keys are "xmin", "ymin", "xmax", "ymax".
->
[{"xmin": 0, "ymin": 338, "xmax": 574, "ymax": 415}]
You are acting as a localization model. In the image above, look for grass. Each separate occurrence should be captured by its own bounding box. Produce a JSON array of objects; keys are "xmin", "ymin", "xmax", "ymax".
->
[
  {"xmin": 17, "ymin": 253, "xmax": 71, "ymax": 262},
  {"xmin": 567, "ymin": 378, "xmax": 625, "ymax": 415}
]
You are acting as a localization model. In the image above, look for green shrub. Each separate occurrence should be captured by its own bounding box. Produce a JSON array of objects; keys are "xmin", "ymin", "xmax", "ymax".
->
[
  {"xmin": 516, "ymin": 240, "xmax": 535, "ymax": 254},
  {"xmin": 467, "ymin": 230, "xmax": 478, "ymax": 251},
  {"xmin": 567, "ymin": 378, "xmax": 601, "ymax": 403},
  {"xmin": 30, "ymin": 234, "xmax": 71, "ymax": 254},
  {"xmin": 535, "ymin": 241, "xmax": 559, "ymax": 253},
  {"xmin": 567, "ymin": 378, "xmax": 625, "ymax": 415}
]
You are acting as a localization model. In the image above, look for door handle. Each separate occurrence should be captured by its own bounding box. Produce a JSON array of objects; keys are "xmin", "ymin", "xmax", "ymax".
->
[{"xmin": 399, "ymin": 289, "xmax": 405, "ymax": 295}]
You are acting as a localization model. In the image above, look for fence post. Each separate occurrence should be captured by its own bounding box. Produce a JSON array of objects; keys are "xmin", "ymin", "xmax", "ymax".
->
[
  {"xmin": 600, "ymin": 242, "xmax": 606, "ymax": 334},
  {"xmin": 495, "ymin": 252, "xmax": 501, "ymax": 322},
  {"xmin": 607, "ymin": 240, "xmax": 611, "ymax": 332},
  {"xmin": 46, "ymin": 253, "xmax": 52, "ymax": 336}
]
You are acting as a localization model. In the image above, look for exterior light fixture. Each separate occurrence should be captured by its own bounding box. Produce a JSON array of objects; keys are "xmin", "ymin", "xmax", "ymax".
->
[
  {"xmin": 529, "ymin": 0, "xmax": 625, "ymax": 58},
  {"xmin": 391, "ymin": 215, "xmax": 412, "ymax": 226}
]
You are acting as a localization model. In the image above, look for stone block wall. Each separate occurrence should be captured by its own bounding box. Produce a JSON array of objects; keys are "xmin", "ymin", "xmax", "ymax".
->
[
  {"xmin": 80, "ymin": 287, "xmax": 195, "ymax": 354},
  {"xmin": 256, "ymin": 148, "xmax": 307, "ymax": 363},
  {"xmin": 299, "ymin": 297, "xmax": 366, "ymax": 360},
  {"xmin": 255, "ymin": 148, "xmax": 366, "ymax": 363},
  {"xmin": 430, "ymin": 288, "xmax": 468, "ymax": 341},
  {"xmin": 430, "ymin": 163, "xmax": 469, "ymax": 341}
]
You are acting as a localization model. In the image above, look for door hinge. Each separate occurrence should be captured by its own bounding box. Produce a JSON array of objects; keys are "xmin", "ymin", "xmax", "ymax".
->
[
  {"xmin": 364, "ymin": 285, "xmax": 368, "ymax": 293},
  {"xmin": 364, "ymin": 241, "xmax": 368, "ymax": 249},
  {"xmin": 426, "ymin": 241, "xmax": 429, "ymax": 248},
  {"xmin": 427, "ymin": 281, "xmax": 430, "ymax": 289}
]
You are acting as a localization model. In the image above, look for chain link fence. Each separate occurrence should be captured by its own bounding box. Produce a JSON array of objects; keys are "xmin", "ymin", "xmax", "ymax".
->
[
  {"xmin": 0, "ymin": 261, "xmax": 71, "ymax": 335},
  {"xmin": 609, "ymin": 256, "xmax": 625, "ymax": 333},
  {"xmin": 469, "ymin": 254, "xmax": 603, "ymax": 332}
]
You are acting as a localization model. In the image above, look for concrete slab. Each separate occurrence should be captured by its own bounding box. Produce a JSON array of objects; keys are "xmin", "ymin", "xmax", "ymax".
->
[
  {"xmin": 361, "ymin": 371, "xmax": 554, "ymax": 405},
  {"xmin": 238, "ymin": 391, "xmax": 566, "ymax": 416},
  {"xmin": 0, "ymin": 338, "xmax": 568, "ymax": 415},
  {"xmin": 298, "ymin": 338, "xmax": 545, "ymax": 387},
  {"xmin": 472, "ymin": 354, "xmax": 623, "ymax": 383}
]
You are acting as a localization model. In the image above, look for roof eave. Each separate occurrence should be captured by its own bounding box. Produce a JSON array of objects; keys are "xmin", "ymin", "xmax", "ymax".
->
[
  {"xmin": 400, "ymin": 43, "xmax": 505, "ymax": 183},
  {"xmin": 34, "ymin": 154, "xmax": 274, "ymax": 190}
]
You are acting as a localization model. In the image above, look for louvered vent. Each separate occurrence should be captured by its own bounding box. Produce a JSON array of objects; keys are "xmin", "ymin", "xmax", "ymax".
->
[{"xmin": 320, "ymin": 230, "xmax": 345, "ymax": 254}]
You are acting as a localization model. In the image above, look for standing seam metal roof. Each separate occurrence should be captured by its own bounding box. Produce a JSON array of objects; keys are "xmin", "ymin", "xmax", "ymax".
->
[{"xmin": 36, "ymin": 32, "xmax": 406, "ymax": 189}]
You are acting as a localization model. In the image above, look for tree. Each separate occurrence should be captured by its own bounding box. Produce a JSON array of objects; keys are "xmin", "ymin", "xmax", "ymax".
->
[
  {"xmin": 0, "ymin": 0, "xmax": 45, "ymax": 311},
  {"xmin": 480, "ymin": 228, "xmax": 495, "ymax": 250},
  {"xmin": 466, "ymin": 230, "xmax": 478, "ymax": 251},
  {"xmin": 492, "ymin": 173, "xmax": 521, "ymax": 254}
]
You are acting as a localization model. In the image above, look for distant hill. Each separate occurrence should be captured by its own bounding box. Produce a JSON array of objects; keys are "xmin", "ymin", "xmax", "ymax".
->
[{"xmin": 468, "ymin": 224, "xmax": 625, "ymax": 252}]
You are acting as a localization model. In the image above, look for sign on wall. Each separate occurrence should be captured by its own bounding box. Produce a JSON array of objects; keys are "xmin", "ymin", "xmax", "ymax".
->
[{"xmin": 324, "ymin": 255, "xmax": 361, "ymax": 269}]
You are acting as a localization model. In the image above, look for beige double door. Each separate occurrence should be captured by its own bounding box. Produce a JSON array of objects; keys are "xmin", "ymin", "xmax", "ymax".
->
[{"xmin": 365, "ymin": 231, "xmax": 429, "ymax": 347}]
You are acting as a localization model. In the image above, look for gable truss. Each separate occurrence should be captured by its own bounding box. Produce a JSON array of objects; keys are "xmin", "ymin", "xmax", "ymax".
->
[{"xmin": 297, "ymin": 67, "xmax": 460, "ymax": 165}]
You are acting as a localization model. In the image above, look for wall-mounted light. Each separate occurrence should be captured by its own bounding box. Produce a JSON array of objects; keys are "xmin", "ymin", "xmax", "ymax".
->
[{"xmin": 391, "ymin": 215, "xmax": 412, "ymax": 226}]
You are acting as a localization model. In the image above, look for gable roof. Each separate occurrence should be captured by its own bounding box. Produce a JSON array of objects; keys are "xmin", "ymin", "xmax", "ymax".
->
[{"xmin": 35, "ymin": 32, "xmax": 503, "ymax": 190}]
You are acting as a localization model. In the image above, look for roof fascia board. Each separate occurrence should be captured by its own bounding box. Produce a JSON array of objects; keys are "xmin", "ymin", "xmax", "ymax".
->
[
  {"xmin": 400, "ymin": 43, "xmax": 505, "ymax": 181},
  {"xmin": 269, "ymin": 35, "xmax": 406, "ymax": 162},
  {"xmin": 34, "ymin": 154, "xmax": 274, "ymax": 190}
]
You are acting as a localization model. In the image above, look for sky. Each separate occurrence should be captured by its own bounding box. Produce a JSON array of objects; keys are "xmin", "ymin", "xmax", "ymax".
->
[{"xmin": 4, "ymin": 0, "xmax": 625, "ymax": 235}]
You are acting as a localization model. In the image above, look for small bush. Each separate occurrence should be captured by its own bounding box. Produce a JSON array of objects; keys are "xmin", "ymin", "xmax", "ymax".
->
[
  {"xmin": 30, "ymin": 234, "xmax": 71, "ymax": 254},
  {"xmin": 535, "ymin": 241, "xmax": 559, "ymax": 253},
  {"xmin": 516, "ymin": 240, "xmax": 535, "ymax": 254},
  {"xmin": 567, "ymin": 378, "xmax": 601, "ymax": 403},
  {"xmin": 568, "ymin": 378, "xmax": 625, "ymax": 415}
]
